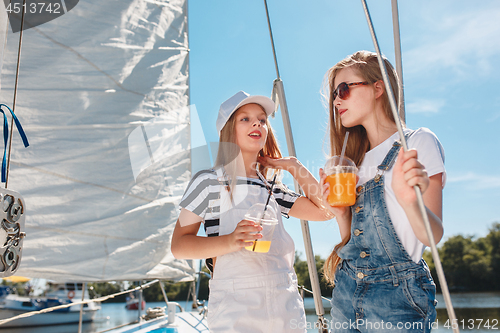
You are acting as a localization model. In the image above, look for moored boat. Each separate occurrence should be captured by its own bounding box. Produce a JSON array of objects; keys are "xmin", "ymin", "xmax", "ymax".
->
[
  {"xmin": 125, "ymin": 292, "xmax": 146, "ymax": 311},
  {"xmin": 0, "ymin": 283, "xmax": 100, "ymax": 328}
]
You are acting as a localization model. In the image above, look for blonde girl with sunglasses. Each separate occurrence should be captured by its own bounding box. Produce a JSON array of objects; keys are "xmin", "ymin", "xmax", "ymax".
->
[{"xmin": 320, "ymin": 51, "xmax": 446, "ymax": 333}]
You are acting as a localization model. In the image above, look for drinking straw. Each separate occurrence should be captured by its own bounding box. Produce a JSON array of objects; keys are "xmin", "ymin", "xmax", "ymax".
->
[
  {"xmin": 339, "ymin": 131, "xmax": 349, "ymax": 163},
  {"xmin": 252, "ymin": 173, "xmax": 277, "ymax": 251},
  {"xmin": 263, "ymin": 174, "xmax": 278, "ymax": 211}
]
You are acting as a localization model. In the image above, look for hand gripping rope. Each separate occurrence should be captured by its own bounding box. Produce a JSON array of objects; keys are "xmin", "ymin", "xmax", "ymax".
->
[{"xmin": 360, "ymin": 0, "xmax": 459, "ymax": 332}]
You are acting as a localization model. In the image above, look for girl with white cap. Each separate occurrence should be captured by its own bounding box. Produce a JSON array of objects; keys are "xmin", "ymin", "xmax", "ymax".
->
[{"xmin": 172, "ymin": 91, "xmax": 332, "ymax": 332}]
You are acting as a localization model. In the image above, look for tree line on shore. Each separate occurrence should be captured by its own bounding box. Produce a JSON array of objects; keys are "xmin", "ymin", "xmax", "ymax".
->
[{"xmin": 423, "ymin": 222, "xmax": 500, "ymax": 292}]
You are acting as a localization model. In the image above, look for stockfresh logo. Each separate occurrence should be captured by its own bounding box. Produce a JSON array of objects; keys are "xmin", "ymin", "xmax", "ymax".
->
[{"xmin": 4, "ymin": 0, "xmax": 79, "ymax": 33}]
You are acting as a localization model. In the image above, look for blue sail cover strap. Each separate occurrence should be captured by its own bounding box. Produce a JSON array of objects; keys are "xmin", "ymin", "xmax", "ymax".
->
[{"xmin": 0, "ymin": 104, "xmax": 29, "ymax": 183}]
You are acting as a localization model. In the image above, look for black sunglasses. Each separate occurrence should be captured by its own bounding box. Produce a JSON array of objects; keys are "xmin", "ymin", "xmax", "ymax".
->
[{"xmin": 333, "ymin": 81, "xmax": 369, "ymax": 101}]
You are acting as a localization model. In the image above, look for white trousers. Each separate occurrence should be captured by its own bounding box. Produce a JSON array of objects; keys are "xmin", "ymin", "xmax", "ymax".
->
[{"xmin": 207, "ymin": 271, "xmax": 306, "ymax": 333}]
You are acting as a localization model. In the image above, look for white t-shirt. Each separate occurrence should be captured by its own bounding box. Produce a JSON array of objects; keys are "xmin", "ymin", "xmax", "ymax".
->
[{"xmin": 356, "ymin": 128, "xmax": 446, "ymax": 263}]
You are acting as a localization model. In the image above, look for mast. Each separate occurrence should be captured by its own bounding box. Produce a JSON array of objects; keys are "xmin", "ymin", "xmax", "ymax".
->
[{"xmin": 263, "ymin": 1, "xmax": 328, "ymax": 330}]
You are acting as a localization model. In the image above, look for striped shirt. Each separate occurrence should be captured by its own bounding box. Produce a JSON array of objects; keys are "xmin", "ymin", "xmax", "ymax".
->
[{"xmin": 179, "ymin": 169, "xmax": 300, "ymax": 237}]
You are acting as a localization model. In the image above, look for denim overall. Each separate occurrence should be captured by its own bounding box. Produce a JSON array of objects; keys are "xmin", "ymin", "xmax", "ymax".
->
[{"xmin": 331, "ymin": 136, "xmax": 437, "ymax": 333}]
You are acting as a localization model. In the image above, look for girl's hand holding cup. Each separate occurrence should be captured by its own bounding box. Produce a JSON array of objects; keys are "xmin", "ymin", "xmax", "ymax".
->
[
  {"xmin": 229, "ymin": 220, "xmax": 263, "ymax": 252},
  {"xmin": 320, "ymin": 167, "xmax": 351, "ymax": 221},
  {"xmin": 323, "ymin": 156, "xmax": 358, "ymax": 206}
]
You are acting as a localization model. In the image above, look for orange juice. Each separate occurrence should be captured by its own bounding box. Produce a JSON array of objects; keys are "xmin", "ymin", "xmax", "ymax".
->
[
  {"xmin": 326, "ymin": 172, "xmax": 357, "ymax": 207},
  {"xmin": 243, "ymin": 203, "xmax": 278, "ymax": 254},
  {"xmin": 245, "ymin": 240, "xmax": 272, "ymax": 253}
]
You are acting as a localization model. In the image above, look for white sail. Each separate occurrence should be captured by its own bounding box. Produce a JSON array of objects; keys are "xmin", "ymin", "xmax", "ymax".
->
[{"xmin": 0, "ymin": 0, "xmax": 194, "ymax": 282}]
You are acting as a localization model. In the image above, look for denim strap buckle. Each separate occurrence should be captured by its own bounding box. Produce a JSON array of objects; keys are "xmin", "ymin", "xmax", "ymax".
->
[
  {"xmin": 377, "ymin": 141, "xmax": 402, "ymax": 172},
  {"xmin": 377, "ymin": 130, "xmax": 416, "ymax": 174},
  {"xmin": 389, "ymin": 265, "xmax": 399, "ymax": 286}
]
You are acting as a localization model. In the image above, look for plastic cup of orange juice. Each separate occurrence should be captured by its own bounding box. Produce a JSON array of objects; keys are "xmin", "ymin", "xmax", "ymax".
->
[
  {"xmin": 324, "ymin": 156, "xmax": 358, "ymax": 207},
  {"xmin": 244, "ymin": 203, "xmax": 278, "ymax": 253}
]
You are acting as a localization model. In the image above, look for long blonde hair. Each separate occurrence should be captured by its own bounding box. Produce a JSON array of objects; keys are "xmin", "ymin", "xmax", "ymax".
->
[
  {"xmin": 322, "ymin": 51, "xmax": 403, "ymax": 285},
  {"xmin": 214, "ymin": 104, "xmax": 282, "ymax": 193}
]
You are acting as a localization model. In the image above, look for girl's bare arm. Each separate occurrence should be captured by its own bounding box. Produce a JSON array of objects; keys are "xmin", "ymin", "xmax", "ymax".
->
[{"xmin": 171, "ymin": 208, "xmax": 262, "ymax": 259}]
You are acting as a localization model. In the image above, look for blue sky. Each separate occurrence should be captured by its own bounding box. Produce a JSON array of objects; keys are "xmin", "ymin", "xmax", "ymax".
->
[{"xmin": 188, "ymin": 0, "xmax": 500, "ymax": 259}]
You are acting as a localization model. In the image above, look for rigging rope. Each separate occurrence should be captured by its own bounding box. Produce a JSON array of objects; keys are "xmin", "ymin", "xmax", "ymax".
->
[
  {"xmin": 0, "ymin": 279, "xmax": 159, "ymax": 327},
  {"xmin": 360, "ymin": 1, "xmax": 459, "ymax": 332},
  {"xmin": 263, "ymin": 0, "xmax": 280, "ymax": 79},
  {"xmin": 298, "ymin": 285, "xmax": 330, "ymax": 302},
  {"xmin": 391, "ymin": 0, "xmax": 405, "ymax": 122}
]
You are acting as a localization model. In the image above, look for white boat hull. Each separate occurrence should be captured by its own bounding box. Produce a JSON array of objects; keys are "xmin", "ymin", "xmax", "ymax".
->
[{"xmin": 0, "ymin": 307, "xmax": 98, "ymax": 328}]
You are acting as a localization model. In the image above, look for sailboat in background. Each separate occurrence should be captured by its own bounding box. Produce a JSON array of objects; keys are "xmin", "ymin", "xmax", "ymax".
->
[
  {"xmin": 0, "ymin": 282, "xmax": 100, "ymax": 327},
  {"xmin": 0, "ymin": 0, "xmax": 209, "ymax": 330}
]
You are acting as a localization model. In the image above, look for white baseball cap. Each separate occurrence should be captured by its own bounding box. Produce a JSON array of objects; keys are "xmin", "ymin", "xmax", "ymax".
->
[{"xmin": 216, "ymin": 91, "xmax": 275, "ymax": 134}]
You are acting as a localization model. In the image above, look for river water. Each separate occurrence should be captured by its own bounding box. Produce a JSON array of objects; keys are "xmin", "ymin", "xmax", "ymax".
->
[
  {"xmin": 303, "ymin": 292, "xmax": 500, "ymax": 332},
  {"xmin": 0, "ymin": 292, "xmax": 498, "ymax": 332}
]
